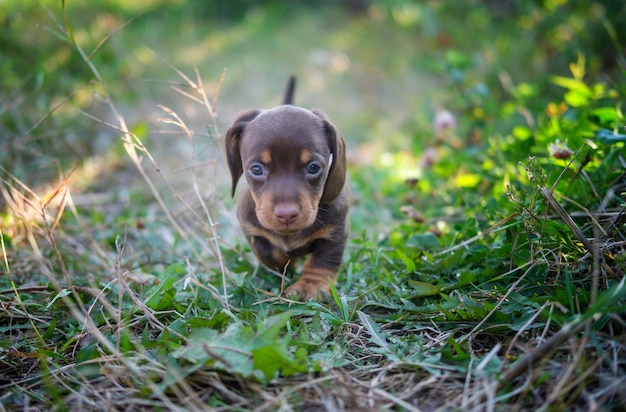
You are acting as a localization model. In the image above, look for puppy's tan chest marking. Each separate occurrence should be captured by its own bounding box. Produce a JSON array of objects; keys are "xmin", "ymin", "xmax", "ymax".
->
[{"xmin": 242, "ymin": 221, "xmax": 335, "ymax": 252}]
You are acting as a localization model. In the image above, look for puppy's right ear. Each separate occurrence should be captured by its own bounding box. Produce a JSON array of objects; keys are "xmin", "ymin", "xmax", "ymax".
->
[
  {"xmin": 312, "ymin": 110, "xmax": 346, "ymax": 205},
  {"xmin": 225, "ymin": 110, "xmax": 261, "ymax": 197}
]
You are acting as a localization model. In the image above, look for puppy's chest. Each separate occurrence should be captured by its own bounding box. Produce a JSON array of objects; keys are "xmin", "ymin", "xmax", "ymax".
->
[{"xmin": 258, "ymin": 225, "xmax": 334, "ymax": 253}]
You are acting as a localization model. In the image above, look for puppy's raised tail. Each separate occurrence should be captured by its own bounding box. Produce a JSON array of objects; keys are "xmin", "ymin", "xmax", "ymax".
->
[{"xmin": 283, "ymin": 76, "xmax": 296, "ymax": 105}]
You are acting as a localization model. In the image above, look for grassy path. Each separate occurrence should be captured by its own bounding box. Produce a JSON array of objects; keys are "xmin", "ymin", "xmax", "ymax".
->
[{"xmin": 2, "ymin": 2, "xmax": 625, "ymax": 411}]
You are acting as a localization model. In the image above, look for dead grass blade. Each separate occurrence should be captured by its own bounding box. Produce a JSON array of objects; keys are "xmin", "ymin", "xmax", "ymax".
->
[
  {"xmin": 540, "ymin": 186, "xmax": 594, "ymax": 252},
  {"xmin": 86, "ymin": 10, "xmax": 151, "ymax": 62}
]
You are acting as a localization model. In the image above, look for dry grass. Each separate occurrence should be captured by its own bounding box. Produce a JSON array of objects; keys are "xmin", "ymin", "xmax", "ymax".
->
[{"xmin": 2, "ymin": 4, "xmax": 626, "ymax": 412}]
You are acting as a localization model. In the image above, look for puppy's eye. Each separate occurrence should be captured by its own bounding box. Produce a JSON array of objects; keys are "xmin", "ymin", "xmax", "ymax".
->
[
  {"xmin": 306, "ymin": 162, "xmax": 322, "ymax": 176},
  {"xmin": 249, "ymin": 164, "xmax": 265, "ymax": 176}
]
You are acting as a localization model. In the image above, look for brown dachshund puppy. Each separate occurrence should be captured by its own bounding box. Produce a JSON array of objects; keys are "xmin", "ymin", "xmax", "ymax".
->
[{"xmin": 225, "ymin": 80, "xmax": 349, "ymax": 300}]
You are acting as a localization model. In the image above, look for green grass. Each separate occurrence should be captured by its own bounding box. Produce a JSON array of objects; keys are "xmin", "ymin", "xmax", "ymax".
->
[{"xmin": 2, "ymin": 1, "xmax": 626, "ymax": 410}]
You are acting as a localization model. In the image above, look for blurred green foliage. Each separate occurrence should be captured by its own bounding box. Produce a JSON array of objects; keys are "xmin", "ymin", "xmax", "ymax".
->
[{"xmin": 1, "ymin": 2, "xmax": 625, "ymax": 409}]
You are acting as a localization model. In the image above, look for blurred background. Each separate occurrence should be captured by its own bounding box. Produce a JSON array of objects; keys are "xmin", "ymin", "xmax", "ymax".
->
[
  {"xmin": 1, "ymin": 0, "xmax": 624, "ymax": 231},
  {"xmin": 2, "ymin": 3, "xmax": 625, "ymax": 408}
]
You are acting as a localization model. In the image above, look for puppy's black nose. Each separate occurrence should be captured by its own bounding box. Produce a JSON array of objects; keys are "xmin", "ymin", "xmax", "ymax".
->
[{"xmin": 274, "ymin": 204, "xmax": 299, "ymax": 224}]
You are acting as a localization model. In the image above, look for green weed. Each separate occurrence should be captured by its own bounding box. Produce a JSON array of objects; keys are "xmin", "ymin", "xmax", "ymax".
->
[{"xmin": 1, "ymin": 1, "xmax": 625, "ymax": 411}]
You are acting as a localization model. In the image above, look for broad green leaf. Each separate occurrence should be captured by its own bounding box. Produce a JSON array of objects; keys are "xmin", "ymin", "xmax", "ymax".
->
[
  {"xmin": 515, "ymin": 82, "xmax": 537, "ymax": 98},
  {"xmin": 408, "ymin": 280, "xmax": 441, "ymax": 297},
  {"xmin": 395, "ymin": 249, "xmax": 416, "ymax": 272},
  {"xmin": 591, "ymin": 107, "xmax": 619, "ymax": 126},
  {"xmin": 551, "ymin": 75, "xmax": 591, "ymax": 94},
  {"xmin": 144, "ymin": 263, "xmax": 183, "ymax": 310},
  {"xmin": 442, "ymin": 336, "xmax": 470, "ymax": 361},
  {"xmin": 584, "ymin": 277, "xmax": 626, "ymax": 321},
  {"xmin": 408, "ymin": 233, "xmax": 441, "ymax": 249},
  {"xmin": 455, "ymin": 173, "xmax": 481, "ymax": 188},
  {"xmin": 357, "ymin": 311, "xmax": 390, "ymax": 352},
  {"xmin": 595, "ymin": 129, "xmax": 626, "ymax": 144},
  {"xmin": 254, "ymin": 310, "xmax": 294, "ymax": 345},
  {"xmin": 172, "ymin": 328, "xmax": 219, "ymax": 364},
  {"xmin": 173, "ymin": 323, "xmax": 255, "ymax": 378},
  {"xmin": 251, "ymin": 343, "xmax": 289, "ymax": 380},
  {"xmin": 172, "ymin": 313, "xmax": 308, "ymax": 381},
  {"xmin": 252, "ymin": 339, "xmax": 308, "ymax": 380},
  {"xmin": 474, "ymin": 345, "xmax": 503, "ymax": 376},
  {"xmin": 512, "ymin": 126, "xmax": 532, "ymax": 140},
  {"xmin": 457, "ymin": 271, "xmax": 477, "ymax": 287},
  {"xmin": 116, "ymin": 328, "xmax": 135, "ymax": 352},
  {"xmin": 564, "ymin": 90, "xmax": 589, "ymax": 107}
]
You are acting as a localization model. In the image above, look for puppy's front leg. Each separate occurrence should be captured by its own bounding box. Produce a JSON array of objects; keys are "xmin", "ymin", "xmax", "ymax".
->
[
  {"xmin": 248, "ymin": 235, "xmax": 291, "ymax": 273},
  {"xmin": 283, "ymin": 237, "xmax": 346, "ymax": 301}
]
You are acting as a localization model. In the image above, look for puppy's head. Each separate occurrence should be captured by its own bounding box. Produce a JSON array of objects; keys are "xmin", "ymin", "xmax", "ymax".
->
[{"xmin": 225, "ymin": 105, "xmax": 346, "ymax": 234}]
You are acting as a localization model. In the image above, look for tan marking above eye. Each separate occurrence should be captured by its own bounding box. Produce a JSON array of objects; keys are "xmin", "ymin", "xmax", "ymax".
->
[
  {"xmin": 260, "ymin": 150, "xmax": 272, "ymax": 164},
  {"xmin": 300, "ymin": 149, "xmax": 312, "ymax": 164}
]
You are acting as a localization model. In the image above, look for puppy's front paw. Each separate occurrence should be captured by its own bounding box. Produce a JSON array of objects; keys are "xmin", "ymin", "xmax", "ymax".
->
[{"xmin": 282, "ymin": 267, "xmax": 336, "ymax": 301}]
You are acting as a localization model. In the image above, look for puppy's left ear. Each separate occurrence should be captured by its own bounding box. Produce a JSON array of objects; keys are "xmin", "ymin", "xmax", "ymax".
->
[
  {"xmin": 313, "ymin": 110, "xmax": 346, "ymax": 204},
  {"xmin": 225, "ymin": 110, "xmax": 261, "ymax": 197}
]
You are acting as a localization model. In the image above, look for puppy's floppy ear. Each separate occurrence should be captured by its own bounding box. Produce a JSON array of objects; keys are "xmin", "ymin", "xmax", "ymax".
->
[
  {"xmin": 312, "ymin": 110, "xmax": 346, "ymax": 204},
  {"xmin": 225, "ymin": 110, "xmax": 261, "ymax": 197}
]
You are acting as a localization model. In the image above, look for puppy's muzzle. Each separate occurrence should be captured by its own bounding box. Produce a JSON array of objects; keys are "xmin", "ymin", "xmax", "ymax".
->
[{"xmin": 274, "ymin": 202, "xmax": 300, "ymax": 225}]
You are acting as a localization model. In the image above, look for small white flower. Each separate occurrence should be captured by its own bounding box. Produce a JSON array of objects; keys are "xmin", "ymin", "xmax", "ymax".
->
[
  {"xmin": 434, "ymin": 110, "xmax": 456, "ymax": 132},
  {"xmin": 419, "ymin": 146, "xmax": 439, "ymax": 168},
  {"xmin": 548, "ymin": 139, "xmax": 574, "ymax": 159}
]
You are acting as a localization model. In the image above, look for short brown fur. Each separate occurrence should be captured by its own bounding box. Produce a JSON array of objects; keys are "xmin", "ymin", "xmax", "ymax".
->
[{"xmin": 225, "ymin": 80, "xmax": 349, "ymax": 300}]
